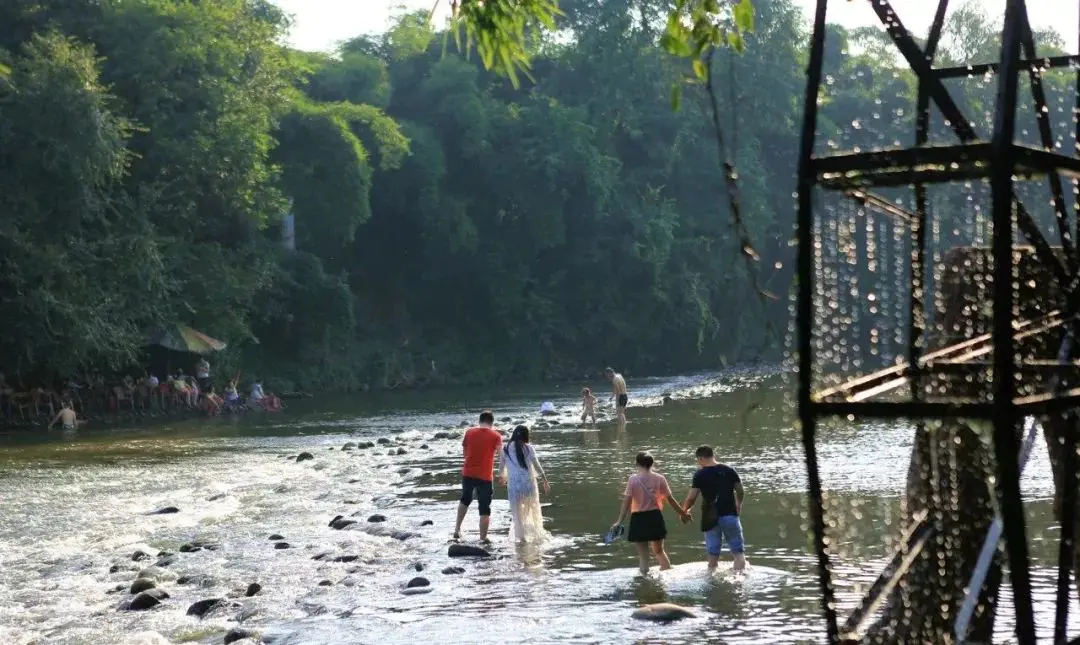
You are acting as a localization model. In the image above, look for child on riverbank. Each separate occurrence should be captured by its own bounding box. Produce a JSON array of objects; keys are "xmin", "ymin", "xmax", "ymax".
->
[{"xmin": 581, "ymin": 387, "xmax": 597, "ymax": 424}]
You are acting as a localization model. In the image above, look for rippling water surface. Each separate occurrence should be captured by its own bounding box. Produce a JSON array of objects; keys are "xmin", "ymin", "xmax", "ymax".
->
[{"xmin": 0, "ymin": 370, "xmax": 1074, "ymax": 644}]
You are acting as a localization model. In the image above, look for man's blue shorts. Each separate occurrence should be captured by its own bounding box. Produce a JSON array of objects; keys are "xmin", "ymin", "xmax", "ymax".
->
[{"xmin": 704, "ymin": 515, "xmax": 745, "ymax": 555}]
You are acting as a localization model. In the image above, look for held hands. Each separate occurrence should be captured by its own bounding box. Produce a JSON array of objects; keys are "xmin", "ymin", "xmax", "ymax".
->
[{"xmin": 542, "ymin": 480, "xmax": 551, "ymax": 495}]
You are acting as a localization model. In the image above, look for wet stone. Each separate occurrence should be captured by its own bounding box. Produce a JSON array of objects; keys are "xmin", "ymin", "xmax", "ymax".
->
[
  {"xmin": 295, "ymin": 452, "xmax": 314, "ymax": 463},
  {"xmin": 333, "ymin": 555, "xmax": 359, "ymax": 563},
  {"xmin": 148, "ymin": 506, "xmax": 179, "ymax": 515},
  {"xmin": 129, "ymin": 578, "xmax": 156, "ymax": 594},
  {"xmin": 367, "ymin": 514, "xmax": 386, "ymax": 523},
  {"xmin": 406, "ymin": 576, "xmax": 430, "ymax": 588},
  {"xmin": 342, "ymin": 442, "xmax": 357, "ymax": 450},
  {"xmin": 186, "ymin": 598, "xmax": 225, "ymax": 618},
  {"xmin": 401, "ymin": 587, "xmax": 432, "ymax": 596},
  {"xmin": 224, "ymin": 628, "xmax": 260, "ymax": 645},
  {"xmin": 329, "ymin": 515, "xmax": 356, "ymax": 530},
  {"xmin": 448, "ymin": 544, "xmax": 490, "ymax": 558},
  {"xmin": 127, "ymin": 588, "xmax": 169, "ymax": 611},
  {"xmin": 274, "ymin": 542, "xmax": 291, "ymax": 550},
  {"xmin": 318, "ymin": 580, "xmax": 333, "ymax": 587},
  {"xmin": 421, "ymin": 520, "xmax": 434, "ymax": 526},
  {"xmin": 268, "ymin": 534, "xmax": 285, "ymax": 541},
  {"xmin": 377, "ymin": 438, "xmax": 391, "ymax": 445},
  {"xmin": 132, "ymin": 550, "xmax": 153, "ymax": 562},
  {"xmin": 442, "ymin": 566, "xmax": 465, "ymax": 575},
  {"xmin": 153, "ymin": 555, "xmax": 178, "ymax": 568},
  {"xmin": 631, "ymin": 603, "xmax": 696, "ymax": 622},
  {"xmin": 206, "ymin": 492, "xmax": 227, "ymax": 501},
  {"xmin": 178, "ymin": 543, "xmax": 202, "ymax": 553},
  {"xmin": 244, "ymin": 582, "xmax": 262, "ymax": 597}
]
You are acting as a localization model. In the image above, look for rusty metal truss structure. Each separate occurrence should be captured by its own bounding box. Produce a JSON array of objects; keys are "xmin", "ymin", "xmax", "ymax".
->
[{"xmin": 795, "ymin": 1, "xmax": 1080, "ymax": 643}]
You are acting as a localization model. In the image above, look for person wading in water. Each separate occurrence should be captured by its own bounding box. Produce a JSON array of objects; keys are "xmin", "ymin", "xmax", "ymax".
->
[
  {"xmin": 453, "ymin": 410, "xmax": 503, "ymax": 542},
  {"xmin": 681, "ymin": 445, "xmax": 747, "ymax": 572},
  {"xmin": 605, "ymin": 367, "xmax": 628, "ymax": 425}
]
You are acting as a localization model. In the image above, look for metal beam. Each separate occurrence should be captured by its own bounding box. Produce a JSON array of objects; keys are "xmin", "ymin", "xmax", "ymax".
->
[
  {"xmin": 796, "ymin": 0, "xmax": 839, "ymax": 641},
  {"xmin": 933, "ymin": 54, "xmax": 1080, "ymax": 79},
  {"xmin": 988, "ymin": 2, "xmax": 1036, "ymax": 640},
  {"xmin": 1017, "ymin": 8, "xmax": 1078, "ymax": 271}
]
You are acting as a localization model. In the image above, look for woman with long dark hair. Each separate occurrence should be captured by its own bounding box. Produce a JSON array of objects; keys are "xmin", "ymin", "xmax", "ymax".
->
[
  {"xmin": 611, "ymin": 452, "xmax": 689, "ymax": 574},
  {"xmin": 498, "ymin": 425, "xmax": 551, "ymax": 543}
]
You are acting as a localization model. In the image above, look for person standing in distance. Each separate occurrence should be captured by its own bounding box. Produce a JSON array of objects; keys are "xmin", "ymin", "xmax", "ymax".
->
[
  {"xmin": 453, "ymin": 410, "xmax": 503, "ymax": 541},
  {"xmin": 681, "ymin": 445, "xmax": 747, "ymax": 572},
  {"xmin": 605, "ymin": 367, "xmax": 628, "ymax": 424}
]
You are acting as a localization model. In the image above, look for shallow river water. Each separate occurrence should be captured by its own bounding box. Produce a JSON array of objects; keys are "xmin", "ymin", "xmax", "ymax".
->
[{"xmin": 0, "ymin": 370, "xmax": 1075, "ymax": 645}]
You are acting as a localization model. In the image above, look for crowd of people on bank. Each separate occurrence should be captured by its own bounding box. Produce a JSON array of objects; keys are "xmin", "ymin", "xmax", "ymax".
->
[
  {"xmin": 454, "ymin": 367, "xmax": 748, "ymax": 575},
  {"xmin": 0, "ymin": 357, "xmax": 284, "ymax": 429}
]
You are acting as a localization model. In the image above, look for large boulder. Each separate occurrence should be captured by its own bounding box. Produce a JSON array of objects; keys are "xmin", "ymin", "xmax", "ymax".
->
[
  {"xmin": 631, "ymin": 603, "xmax": 696, "ymax": 622},
  {"xmin": 295, "ymin": 452, "xmax": 314, "ymax": 463},
  {"xmin": 244, "ymin": 582, "xmax": 262, "ymax": 597},
  {"xmin": 406, "ymin": 577, "xmax": 430, "ymax": 588},
  {"xmin": 148, "ymin": 506, "xmax": 179, "ymax": 515}
]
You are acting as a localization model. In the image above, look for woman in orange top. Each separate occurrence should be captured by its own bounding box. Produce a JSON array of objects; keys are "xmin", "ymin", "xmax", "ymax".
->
[{"xmin": 610, "ymin": 452, "xmax": 690, "ymax": 574}]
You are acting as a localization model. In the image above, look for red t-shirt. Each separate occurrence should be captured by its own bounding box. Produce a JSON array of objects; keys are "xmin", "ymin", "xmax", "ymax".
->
[{"xmin": 462, "ymin": 426, "xmax": 502, "ymax": 481}]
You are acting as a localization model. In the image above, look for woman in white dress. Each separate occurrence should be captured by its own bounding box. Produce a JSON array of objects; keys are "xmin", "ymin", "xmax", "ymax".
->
[{"xmin": 499, "ymin": 425, "xmax": 551, "ymax": 543}]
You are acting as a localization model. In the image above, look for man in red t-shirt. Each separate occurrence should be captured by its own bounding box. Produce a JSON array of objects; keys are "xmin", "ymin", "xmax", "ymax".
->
[{"xmin": 453, "ymin": 410, "xmax": 503, "ymax": 541}]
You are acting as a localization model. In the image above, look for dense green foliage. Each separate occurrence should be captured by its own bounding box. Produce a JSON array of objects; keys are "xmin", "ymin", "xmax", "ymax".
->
[{"xmin": 0, "ymin": 0, "xmax": 1067, "ymax": 391}]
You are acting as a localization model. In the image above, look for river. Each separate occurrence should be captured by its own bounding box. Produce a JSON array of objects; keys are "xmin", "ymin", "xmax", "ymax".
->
[{"xmin": 0, "ymin": 369, "xmax": 1074, "ymax": 644}]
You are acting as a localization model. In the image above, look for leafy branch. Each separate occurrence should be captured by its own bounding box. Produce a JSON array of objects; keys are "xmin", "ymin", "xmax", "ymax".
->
[{"xmin": 440, "ymin": 0, "xmax": 562, "ymax": 88}]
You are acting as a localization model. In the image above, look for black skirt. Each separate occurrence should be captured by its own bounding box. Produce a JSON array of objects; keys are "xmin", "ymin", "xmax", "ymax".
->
[{"xmin": 627, "ymin": 509, "xmax": 667, "ymax": 543}]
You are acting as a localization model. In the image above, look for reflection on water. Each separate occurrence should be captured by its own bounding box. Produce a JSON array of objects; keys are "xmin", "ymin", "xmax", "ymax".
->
[{"xmin": 0, "ymin": 370, "xmax": 1074, "ymax": 644}]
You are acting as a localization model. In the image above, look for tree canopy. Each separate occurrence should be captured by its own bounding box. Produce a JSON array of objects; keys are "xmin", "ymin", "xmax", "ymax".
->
[{"xmin": 0, "ymin": 0, "xmax": 1064, "ymax": 392}]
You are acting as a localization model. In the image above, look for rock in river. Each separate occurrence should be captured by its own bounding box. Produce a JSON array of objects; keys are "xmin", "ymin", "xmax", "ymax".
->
[
  {"xmin": 274, "ymin": 542, "xmax": 291, "ymax": 550},
  {"xmin": 442, "ymin": 566, "xmax": 465, "ymax": 575},
  {"xmin": 448, "ymin": 544, "xmax": 490, "ymax": 558},
  {"xmin": 342, "ymin": 442, "xmax": 357, "ymax": 450},
  {"xmin": 147, "ymin": 506, "xmax": 179, "ymax": 515},
  {"xmin": 329, "ymin": 515, "xmax": 357, "ymax": 530},
  {"xmin": 129, "ymin": 578, "xmax": 156, "ymax": 594},
  {"xmin": 295, "ymin": 452, "xmax": 315, "ymax": 463},
  {"xmin": 268, "ymin": 534, "xmax": 285, "ymax": 541},
  {"xmin": 401, "ymin": 587, "xmax": 432, "ymax": 596},
  {"xmin": 406, "ymin": 577, "xmax": 430, "ymax": 588},
  {"xmin": 631, "ymin": 603, "xmax": 696, "ymax": 622},
  {"xmin": 186, "ymin": 598, "xmax": 225, "ymax": 618},
  {"xmin": 245, "ymin": 582, "xmax": 262, "ymax": 597},
  {"xmin": 224, "ymin": 628, "xmax": 261, "ymax": 645},
  {"xmin": 367, "ymin": 514, "xmax": 386, "ymax": 523},
  {"xmin": 127, "ymin": 588, "xmax": 169, "ymax": 611},
  {"xmin": 153, "ymin": 554, "xmax": 178, "ymax": 567}
]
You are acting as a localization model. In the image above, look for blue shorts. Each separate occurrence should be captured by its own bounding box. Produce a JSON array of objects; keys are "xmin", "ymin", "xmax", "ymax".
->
[{"xmin": 704, "ymin": 515, "xmax": 745, "ymax": 555}]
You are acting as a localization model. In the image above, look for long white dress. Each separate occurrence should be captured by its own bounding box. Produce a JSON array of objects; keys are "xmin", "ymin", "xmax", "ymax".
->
[{"xmin": 499, "ymin": 442, "xmax": 550, "ymax": 543}]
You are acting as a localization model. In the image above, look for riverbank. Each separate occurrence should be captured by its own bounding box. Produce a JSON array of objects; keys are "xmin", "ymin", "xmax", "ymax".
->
[{"xmin": 0, "ymin": 368, "xmax": 1070, "ymax": 645}]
